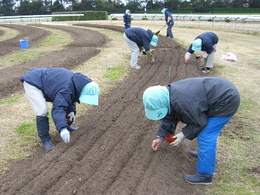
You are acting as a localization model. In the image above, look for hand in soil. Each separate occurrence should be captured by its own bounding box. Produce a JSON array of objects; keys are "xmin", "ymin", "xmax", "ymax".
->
[{"xmin": 152, "ymin": 138, "xmax": 163, "ymax": 151}]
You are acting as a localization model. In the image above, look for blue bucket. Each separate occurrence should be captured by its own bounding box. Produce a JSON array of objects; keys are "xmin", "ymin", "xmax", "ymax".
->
[{"xmin": 20, "ymin": 40, "xmax": 29, "ymax": 49}]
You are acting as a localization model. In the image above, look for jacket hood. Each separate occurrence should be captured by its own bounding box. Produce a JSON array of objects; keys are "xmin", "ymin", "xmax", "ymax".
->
[
  {"xmin": 147, "ymin": 29, "xmax": 154, "ymax": 39},
  {"xmin": 72, "ymin": 73, "xmax": 92, "ymax": 103}
]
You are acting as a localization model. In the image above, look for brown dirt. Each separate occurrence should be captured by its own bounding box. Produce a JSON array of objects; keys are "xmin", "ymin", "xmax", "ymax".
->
[
  {"xmin": 0, "ymin": 24, "xmax": 107, "ymax": 100},
  {"xmin": 0, "ymin": 24, "xmax": 51, "ymax": 56},
  {"xmin": 0, "ymin": 23, "xmax": 205, "ymax": 194}
]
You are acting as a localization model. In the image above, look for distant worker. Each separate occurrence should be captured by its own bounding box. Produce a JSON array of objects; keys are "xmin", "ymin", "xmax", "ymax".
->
[
  {"xmin": 185, "ymin": 32, "xmax": 219, "ymax": 73},
  {"xmin": 20, "ymin": 68, "xmax": 100, "ymax": 151},
  {"xmin": 142, "ymin": 77, "xmax": 240, "ymax": 184},
  {"xmin": 123, "ymin": 9, "xmax": 131, "ymax": 29},
  {"xmin": 123, "ymin": 27, "xmax": 158, "ymax": 69},
  {"xmin": 161, "ymin": 8, "xmax": 174, "ymax": 39}
]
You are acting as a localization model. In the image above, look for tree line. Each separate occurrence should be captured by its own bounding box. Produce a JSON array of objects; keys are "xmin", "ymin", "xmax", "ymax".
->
[{"xmin": 0, "ymin": 0, "xmax": 259, "ymax": 16}]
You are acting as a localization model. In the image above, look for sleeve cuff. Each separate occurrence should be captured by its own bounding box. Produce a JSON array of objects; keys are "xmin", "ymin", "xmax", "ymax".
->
[{"xmin": 157, "ymin": 135, "xmax": 165, "ymax": 142}]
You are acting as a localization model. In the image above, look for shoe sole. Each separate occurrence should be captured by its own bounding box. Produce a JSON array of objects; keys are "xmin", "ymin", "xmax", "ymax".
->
[
  {"xmin": 184, "ymin": 179, "xmax": 212, "ymax": 185},
  {"xmin": 189, "ymin": 154, "xmax": 198, "ymax": 158}
]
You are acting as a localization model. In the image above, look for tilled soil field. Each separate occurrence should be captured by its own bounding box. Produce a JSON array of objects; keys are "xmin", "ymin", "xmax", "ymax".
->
[{"xmin": 0, "ymin": 23, "xmax": 205, "ymax": 194}]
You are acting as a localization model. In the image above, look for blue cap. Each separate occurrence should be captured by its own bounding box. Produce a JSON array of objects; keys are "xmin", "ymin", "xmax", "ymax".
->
[
  {"xmin": 161, "ymin": 8, "xmax": 166, "ymax": 14},
  {"xmin": 150, "ymin": 35, "xmax": 158, "ymax": 47},
  {"xmin": 125, "ymin": 9, "xmax": 131, "ymax": 14},
  {"xmin": 143, "ymin": 86, "xmax": 170, "ymax": 120},
  {"xmin": 79, "ymin": 81, "xmax": 100, "ymax": 105},
  {"xmin": 192, "ymin": 38, "xmax": 202, "ymax": 51}
]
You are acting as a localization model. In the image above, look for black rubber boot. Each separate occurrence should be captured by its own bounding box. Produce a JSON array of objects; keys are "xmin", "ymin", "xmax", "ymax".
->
[
  {"xmin": 184, "ymin": 173, "xmax": 212, "ymax": 185},
  {"xmin": 36, "ymin": 116, "xmax": 54, "ymax": 151},
  {"xmin": 189, "ymin": 151, "xmax": 198, "ymax": 158}
]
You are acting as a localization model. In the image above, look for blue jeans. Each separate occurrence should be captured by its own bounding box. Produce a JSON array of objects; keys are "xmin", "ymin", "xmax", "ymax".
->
[{"xmin": 197, "ymin": 116, "xmax": 232, "ymax": 175}]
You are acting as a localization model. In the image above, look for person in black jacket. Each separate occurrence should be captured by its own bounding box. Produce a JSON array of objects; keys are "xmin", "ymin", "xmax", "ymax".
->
[
  {"xmin": 123, "ymin": 27, "xmax": 158, "ymax": 69},
  {"xmin": 185, "ymin": 32, "xmax": 219, "ymax": 73},
  {"xmin": 123, "ymin": 9, "xmax": 131, "ymax": 29},
  {"xmin": 20, "ymin": 68, "xmax": 100, "ymax": 151},
  {"xmin": 142, "ymin": 77, "xmax": 240, "ymax": 184}
]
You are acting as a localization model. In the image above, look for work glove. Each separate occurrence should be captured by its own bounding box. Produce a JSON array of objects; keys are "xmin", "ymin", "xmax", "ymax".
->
[
  {"xmin": 202, "ymin": 51, "xmax": 208, "ymax": 58},
  {"xmin": 67, "ymin": 112, "xmax": 75, "ymax": 124},
  {"xmin": 213, "ymin": 44, "xmax": 217, "ymax": 52},
  {"xmin": 170, "ymin": 132, "xmax": 185, "ymax": 146},
  {"xmin": 185, "ymin": 52, "xmax": 191, "ymax": 63},
  {"xmin": 141, "ymin": 50, "xmax": 147, "ymax": 55},
  {"xmin": 60, "ymin": 128, "xmax": 70, "ymax": 143}
]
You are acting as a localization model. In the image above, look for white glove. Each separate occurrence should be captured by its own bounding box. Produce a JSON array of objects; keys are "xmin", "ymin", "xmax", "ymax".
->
[
  {"xmin": 202, "ymin": 51, "xmax": 208, "ymax": 58},
  {"xmin": 141, "ymin": 50, "xmax": 147, "ymax": 55},
  {"xmin": 213, "ymin": 44, "xmax": 217, "ymax": 52},
  {"xmin": 60, "ymin": 128, "xmax": 70, "ymax": 143},
  {"xmin": 185, "ymin": 52, "xmax": 191, "ymax": 61},
  {"xmin": 68, "ymin": 112, "xmax": 75, "ymax": 124},
  {"xmin": 170, "ymin": 132, "xmax": 185, "ymax": 146}
]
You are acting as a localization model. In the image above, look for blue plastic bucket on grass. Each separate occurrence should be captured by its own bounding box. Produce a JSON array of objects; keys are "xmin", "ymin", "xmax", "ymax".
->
[{"xmin": 20, "ymin": 40, "xmax": 29, "ymax": 49}]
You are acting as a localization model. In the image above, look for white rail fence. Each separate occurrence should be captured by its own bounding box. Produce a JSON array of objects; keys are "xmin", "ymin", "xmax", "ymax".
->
[
  {"xmin": 0, "ymin": 14, "xmax": 84, "ymax": 23},
  {"xmin": 110, "ymin": 14, "xmax": 260, "ymax": 31},
  {"xmin": 0, "ymin": 13, "xmax": 259, "ymax": 31}
]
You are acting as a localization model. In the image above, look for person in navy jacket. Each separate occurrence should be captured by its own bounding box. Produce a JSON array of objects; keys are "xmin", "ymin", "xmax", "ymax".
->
[
  {"xmin": 185, "ymin": 32, "xmax": 219, "ymax": 73},
  {"xmin": 161, "ymin": 8, "xmax": 174, "ymax": 39},
  {"xmin": 123, "ymin": 9, "xmax": 131, "ymax": 29},
  {"xmin": 142, "ymin": 77, "xmax": 240, "ymax": 184},
  {"xmin": 20, "ymin": 68, "xmax": 100, "ymax": 151},
  {"xmin": 124, "ymin": 27, "xmax": 158, "ymax": 69}
]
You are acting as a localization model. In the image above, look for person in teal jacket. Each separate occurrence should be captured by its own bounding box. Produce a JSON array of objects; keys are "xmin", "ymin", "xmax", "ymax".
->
[
  {"xmin": 142, "ymin": 77, "xmax": 240, "ymax": 184},
  {"xmin": 20, "ymin": 68, "xmax": 100, "ymax": 151}
]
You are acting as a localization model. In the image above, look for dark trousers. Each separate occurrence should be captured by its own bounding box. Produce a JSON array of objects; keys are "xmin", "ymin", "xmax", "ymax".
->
[{"xmin": 166, "ymin": 24, "xmax": 174, "ymax": 39}]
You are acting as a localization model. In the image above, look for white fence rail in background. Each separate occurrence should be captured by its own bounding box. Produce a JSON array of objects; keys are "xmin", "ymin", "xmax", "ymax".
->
[
  {"xmin": 0, "ymin": 14, "xmax": 84, "ymax": 23},
  {"xmin": 110, "ymin": 13, "xmax": 260, "ymax": 31},
  {"xmin": 0, "ymin": 13, "xmax": 259, "ymax": 31},
  {"xmin": 109, "ymin": 13, "xmax": 260, "ymax": 22}
]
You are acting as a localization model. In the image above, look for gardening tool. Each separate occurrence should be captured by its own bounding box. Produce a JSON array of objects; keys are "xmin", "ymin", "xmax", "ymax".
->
[
  {"xmin": 155, "ymin": 24, "xmax": 166, "ymax": 35},
  {"xmin": 165, "ymin": 134, "xmax": 177, "ymax": 143},
  {"xmin": 196, "ymin": 55, "xmax": 203, "ymax": 60}
]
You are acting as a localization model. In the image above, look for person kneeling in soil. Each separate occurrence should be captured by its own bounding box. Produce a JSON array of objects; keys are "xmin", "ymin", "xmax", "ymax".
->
[
  {"xmin": 20, "ymin": 68, "xmax": 100, "ymax": 151},
  {"xmin": 142, "ymin": 77, "xmax": 240, "ymax": 184},
  {"xmin": 123, "ymin": 27, "xmax": 158, "ymax": 69},
  {"xmin": 185, "ymin": 32, "xmax": 218, "ymax": 73}
]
